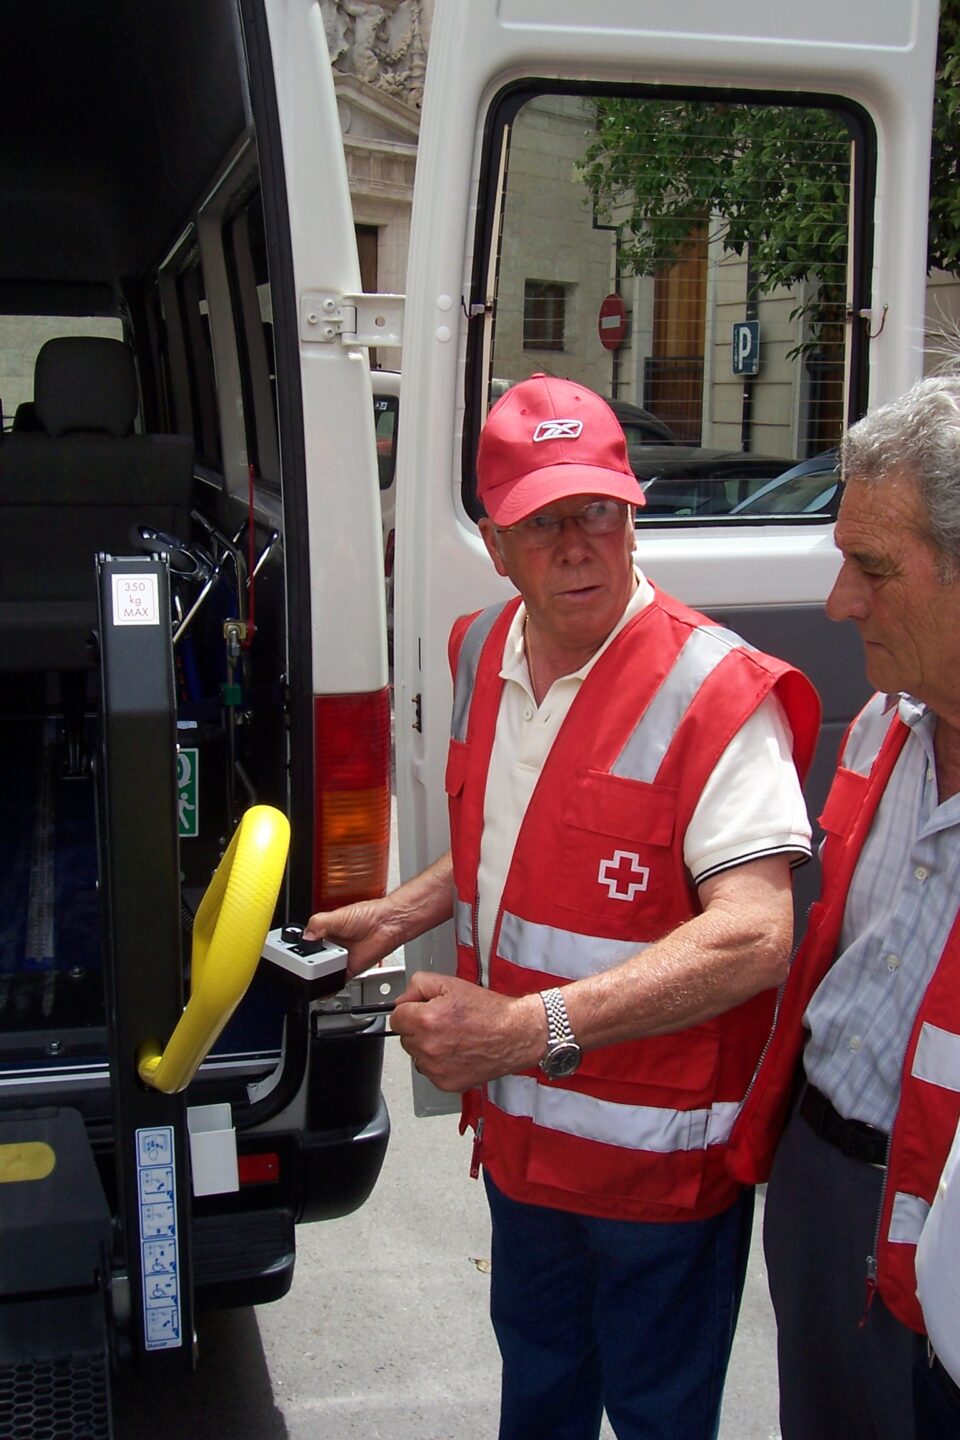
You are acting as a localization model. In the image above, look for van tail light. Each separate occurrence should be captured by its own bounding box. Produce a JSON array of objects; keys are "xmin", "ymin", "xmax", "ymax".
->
[
  {"xmin": 312, "ymin": 690, "xmax": 391, "ymax": 910},
  {"xmin": 384, "ymin": 528, "xmax": 396, "ymax": 580}
]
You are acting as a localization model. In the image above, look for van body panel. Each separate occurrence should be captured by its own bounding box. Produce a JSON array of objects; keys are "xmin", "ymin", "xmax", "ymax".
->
[
  {"xmin": 393, "ymin": 0, "xmax": 939, "ymax": 1113},
  {"xmin": 263, "ymin": 0, "xmax": 388, "ymax": 693}
]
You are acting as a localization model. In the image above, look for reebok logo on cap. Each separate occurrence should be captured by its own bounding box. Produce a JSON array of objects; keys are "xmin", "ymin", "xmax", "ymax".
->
[{"xmin": 533, "ymin": 419, "xmax": 583, "ymax": 442}]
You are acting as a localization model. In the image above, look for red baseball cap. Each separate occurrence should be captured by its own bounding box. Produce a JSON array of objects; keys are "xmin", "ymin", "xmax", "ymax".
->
[{"xmin": 476, "ymin": 373, "xmax": 644, "ymax": 525}]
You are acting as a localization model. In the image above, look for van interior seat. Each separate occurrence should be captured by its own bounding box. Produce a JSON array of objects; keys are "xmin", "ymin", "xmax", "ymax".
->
[{"xmin": 0, "ymin": 336, "xmax": 194, "ymax": 672}]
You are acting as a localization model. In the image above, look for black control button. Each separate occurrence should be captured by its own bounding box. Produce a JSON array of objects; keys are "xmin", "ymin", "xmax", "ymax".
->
[{"xmin": 291, "ymin": 937, "xmax": 328, "ymax": 957}]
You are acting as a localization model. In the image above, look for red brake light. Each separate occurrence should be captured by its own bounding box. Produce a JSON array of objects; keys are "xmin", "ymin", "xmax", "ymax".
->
[{"xmin": 312, "ymin": 690, "xmax": 391, "ymax": 910}]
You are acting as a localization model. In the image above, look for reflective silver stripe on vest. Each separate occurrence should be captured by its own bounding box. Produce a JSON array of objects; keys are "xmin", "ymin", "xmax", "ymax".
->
[
  {"xmin": 451, "ymin": 603, "xmax": 510, "ymax": 744},
  {"xmin": 612, "ymin": 624, "xmax": 749, "ymax": 784},
  {"xmin": 911, "ymin": 1022, "xmax": 960, "ymax": 1092},
  {"xmin": 455, "ymin": 897, "xmax": 473, "ymax": 951},
  {"xmin": 887, "ymin": 1190, "xmax": 930, "ymax": 1245},
  {"xmin": 487, "ymin": 1074, "xmax": 741, "ymax": 1152},
  {"xmin": 498, "ymin": 909, "xmax": 648, "ymax": 981}
]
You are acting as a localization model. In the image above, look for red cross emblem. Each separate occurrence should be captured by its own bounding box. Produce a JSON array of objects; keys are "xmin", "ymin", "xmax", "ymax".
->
[{"xmin": 598, "ymin": 849, "xmax": 650, "ymax": 902}]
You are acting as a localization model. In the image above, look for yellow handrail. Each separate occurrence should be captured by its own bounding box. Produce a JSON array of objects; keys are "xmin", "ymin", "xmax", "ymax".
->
[{"xmin": 138, "ymin": 804, "xmax": 290, "ymax": 1093}]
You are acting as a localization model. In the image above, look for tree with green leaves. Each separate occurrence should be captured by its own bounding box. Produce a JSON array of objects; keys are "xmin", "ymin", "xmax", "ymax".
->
[{"xmin": 580, "ymin": 0, "xmax": 960, "ymax": 293}]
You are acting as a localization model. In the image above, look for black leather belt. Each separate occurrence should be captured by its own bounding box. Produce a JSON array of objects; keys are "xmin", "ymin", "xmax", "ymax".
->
[{"xmin": 800, "ymin": 1082, "xmax": 889, "ymax": 1166}]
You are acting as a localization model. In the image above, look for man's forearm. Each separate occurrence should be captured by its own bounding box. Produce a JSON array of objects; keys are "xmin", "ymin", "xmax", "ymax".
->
[
  {"xmin": 381, "ymin": 850, "xmax": 455, "ymax": 949},
  {"xmin": 394, "ymin": 856, "xmax": 795, "ymax": 1092},
  {"xmin": 563, "ymin": 878, "xmax": 792, "ymax": 1054}
]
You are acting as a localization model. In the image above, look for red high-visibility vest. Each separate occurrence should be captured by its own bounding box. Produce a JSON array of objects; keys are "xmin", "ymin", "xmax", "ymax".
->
[
  {"xmin": 728, "ymin": 693, "xmax": 960, "ymax": 1331},
  {"xmin": 447, "ymin": 588, "xmax": 820, "ymax": 1222}
]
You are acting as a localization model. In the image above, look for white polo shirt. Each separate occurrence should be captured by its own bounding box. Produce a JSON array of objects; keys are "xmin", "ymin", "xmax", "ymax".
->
[{"xmin": 475, "ymin": 571, "xmax": 812, "ymax": 981}]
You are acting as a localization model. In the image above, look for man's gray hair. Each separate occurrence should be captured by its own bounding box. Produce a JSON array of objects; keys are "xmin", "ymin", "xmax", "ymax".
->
[{"xmin": 841, "ymin": 373, "xmax": 960, "ymax": 568}]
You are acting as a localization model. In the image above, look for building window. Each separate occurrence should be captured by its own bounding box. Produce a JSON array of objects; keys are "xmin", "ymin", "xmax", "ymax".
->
[{"xmin": 523, "ymin": 280, "xmax": 567, "ymax": 351}]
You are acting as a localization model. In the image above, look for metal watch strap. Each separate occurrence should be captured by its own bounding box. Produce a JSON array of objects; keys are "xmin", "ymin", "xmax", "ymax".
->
[{"xmin": 541, "ymin": 987, "xmax": 576, "ymax": 1047}]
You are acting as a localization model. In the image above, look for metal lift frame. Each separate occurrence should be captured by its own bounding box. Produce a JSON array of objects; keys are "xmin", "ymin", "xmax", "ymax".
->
[{"xmin": 96, "ymin": 553, "xmax": 196, "ymax": 1376}]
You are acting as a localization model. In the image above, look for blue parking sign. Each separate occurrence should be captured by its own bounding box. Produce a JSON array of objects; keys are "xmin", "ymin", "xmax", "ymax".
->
[{"xmin": 732, "ymin": 320, "xmax": 760, "ymax": 376}]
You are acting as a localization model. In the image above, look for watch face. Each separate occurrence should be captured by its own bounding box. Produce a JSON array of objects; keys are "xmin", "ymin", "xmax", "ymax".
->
[{"xmin": 540, "ymin": 1041, "xmax": 581, "ymax": 1079}]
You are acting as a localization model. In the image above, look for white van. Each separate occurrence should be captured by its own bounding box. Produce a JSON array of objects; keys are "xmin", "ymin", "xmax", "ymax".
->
[
  {"xmin": 0, "ymin": 0, "xmax": 395, "ymax": 1411},
  {"xmin": 0, "ymin": 0, "xmax": 940, "ymax": 1426},
  {"xmin": 393, "ymin": 0, "xmax": 939, "ymax": 1110}
]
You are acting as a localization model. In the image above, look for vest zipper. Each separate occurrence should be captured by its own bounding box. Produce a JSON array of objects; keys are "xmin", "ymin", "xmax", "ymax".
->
[
  {"xmin": 470, "ymin": 893, "xmax": 485, "ymax": 1180},
  {"xmin": 734, "ymin": 907, "xmax": 814, "ymax": 1128},
  {"xmin": 734, "ymin": 977, "xmax": 787, "ymax": 1123},
  {"xmin": 860, "ymin": 1133, "xmax": 892, "ymax": 1327}
]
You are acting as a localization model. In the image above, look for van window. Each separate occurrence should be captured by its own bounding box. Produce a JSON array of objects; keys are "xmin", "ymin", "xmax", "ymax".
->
[
  {"xmin": 167, "ymin": 246, "xmax": 222, "ymax": 473},
  {"xmin": 223, "ymin": 188, "xmax": 281, "ymax": 489},
  {"xmin": 374, "ymin": 392, "xmax": 399, "ymax": 492},
  {"xmin": 471, "ymin": 88, "xmax": 871, "ymax": 524}
]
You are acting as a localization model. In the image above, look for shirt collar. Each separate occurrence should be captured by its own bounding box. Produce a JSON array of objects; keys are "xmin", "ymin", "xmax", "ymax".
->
[{"xmin": 884, "ymin": 692, "xmax": 933, "ymax": 730}]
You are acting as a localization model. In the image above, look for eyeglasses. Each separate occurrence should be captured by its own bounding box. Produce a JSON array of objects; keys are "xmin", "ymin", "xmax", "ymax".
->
[{"xmin": 495, "ymin": 499, "xmax": 629, "ymax": 550}]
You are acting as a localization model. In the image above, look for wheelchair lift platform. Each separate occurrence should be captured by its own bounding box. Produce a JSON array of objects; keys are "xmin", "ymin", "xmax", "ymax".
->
[{"xmin": 0, "ymin": 1107, "xmax": 114, "ymax": 1438}]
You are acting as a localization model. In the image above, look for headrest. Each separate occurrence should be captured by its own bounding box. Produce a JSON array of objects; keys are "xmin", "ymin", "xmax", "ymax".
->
[
  {"xmin": 34, "ymin": 337, "xmax": 139, "ymax": 438},
  {"xmin": 12, "ymin": 401, "xmax": 42, "ymax": 432}
]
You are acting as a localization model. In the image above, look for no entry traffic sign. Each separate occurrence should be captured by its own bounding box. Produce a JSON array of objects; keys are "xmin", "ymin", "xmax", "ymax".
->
[{"xmin": 598, "ymin": 293, "xmax": 627, "ymax": 351}]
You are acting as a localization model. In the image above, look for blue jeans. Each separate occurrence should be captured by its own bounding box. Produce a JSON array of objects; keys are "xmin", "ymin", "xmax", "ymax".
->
[{"xmin": 484, "ymin": 1171, "xmax": 754, "ymax": 1440}]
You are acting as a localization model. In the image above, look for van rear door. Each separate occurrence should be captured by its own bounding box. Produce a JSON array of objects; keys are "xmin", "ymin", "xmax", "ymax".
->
[{"xmin": 393, "ymin": 0, "xmax": 940, "ymax": 1112}]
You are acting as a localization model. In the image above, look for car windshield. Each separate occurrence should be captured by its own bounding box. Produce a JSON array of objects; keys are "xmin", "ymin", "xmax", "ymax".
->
[
  {"xmin": 638, "ymin": 456, "xmax": 795, "ymax": 518},
  {"xmin": 729, "ymin": 455, "xmax": 839, "ymax": 517}
]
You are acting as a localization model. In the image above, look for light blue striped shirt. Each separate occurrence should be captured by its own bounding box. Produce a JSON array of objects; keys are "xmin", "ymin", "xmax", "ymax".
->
[{"xmin": 804, "ymin": 694, "xmax": 960, "ymax": 1133}]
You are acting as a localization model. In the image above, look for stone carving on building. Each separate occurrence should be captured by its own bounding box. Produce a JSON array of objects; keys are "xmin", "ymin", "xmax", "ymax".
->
[{"xmin": 322, "ymin": 1, "xmax": 429, "ymax": 110}]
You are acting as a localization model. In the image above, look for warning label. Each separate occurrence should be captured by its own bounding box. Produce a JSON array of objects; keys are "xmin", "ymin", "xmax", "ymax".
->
[
  {"xmin": 136, "ymin": 1126, "xmax": 182, "ymax": 1350},
  {"xmin": 112, "ymin": 573, "xmax": 161, "ymax": 626}
]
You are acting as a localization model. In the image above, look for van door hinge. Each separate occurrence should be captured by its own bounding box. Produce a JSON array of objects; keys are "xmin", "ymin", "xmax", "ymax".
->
[
  {"xmin": 413, "ymin": 693, "xmax": 422, "ymax": 733},
  {"xmin": 300, "ymin": 291, "xmax": 404, "ymax": 348}
]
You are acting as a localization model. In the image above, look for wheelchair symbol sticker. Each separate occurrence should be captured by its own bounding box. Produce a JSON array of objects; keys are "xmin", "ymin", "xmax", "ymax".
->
[{"xmin": 137, "ymin": 1126, "xmax": 183, "ymax": 1350}]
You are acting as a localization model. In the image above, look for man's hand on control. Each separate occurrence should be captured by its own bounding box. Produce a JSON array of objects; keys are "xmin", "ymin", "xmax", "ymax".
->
[
  {"xmin": 390, "ymin": 972, "xmax": 547, "ymax": 1091},
  {"xmin": 303, "ymin": 899, "xmax": 396, "ymax": 980},
  {"xmin": 304, "ymin": 852, "xmax": 456, "ymax": 981}
]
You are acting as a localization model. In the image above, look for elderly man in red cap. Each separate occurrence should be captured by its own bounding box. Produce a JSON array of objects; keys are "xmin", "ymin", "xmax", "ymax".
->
[{"xmin": 306, "ymin": 374, "xmax": 819, "ymax": 1440}]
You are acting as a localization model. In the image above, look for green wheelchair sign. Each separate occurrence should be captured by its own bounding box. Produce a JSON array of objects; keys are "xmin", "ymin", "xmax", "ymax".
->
[{"xmin": 177, "ymin": 747, "xmax": 199, "ymax": 839}]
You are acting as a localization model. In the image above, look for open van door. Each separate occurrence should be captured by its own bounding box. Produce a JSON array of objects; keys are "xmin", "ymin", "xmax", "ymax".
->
[
  {"xmin": 0, "ymin": 2, "xmax": 401, "ymax": 1422},
  {"xmin": 393, "ymin": 0, "xmax": 940, "ymax": 1112}
]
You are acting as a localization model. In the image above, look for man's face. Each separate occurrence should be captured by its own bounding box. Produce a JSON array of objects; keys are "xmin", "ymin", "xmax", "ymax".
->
[
  {"xmin": 478, "ymin": 493, "xmax": 637, "ymax": 660},
  {"xmin": 827, "ymin": 468, "xmax": 960, "ymax": 708}
]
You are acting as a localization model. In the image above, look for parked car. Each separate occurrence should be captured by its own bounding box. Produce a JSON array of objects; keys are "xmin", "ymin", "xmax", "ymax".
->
[
  {"xmin": 638, "ymin": 452, "xmax": 800, "ymax": 519},
  {"xmin": 605, "ymin": 398, "xmax": 796, "ymax": 507},
  {"xmin": 728, "ymin": 451, "xmax": 840, "ymax": 517},
  {"xmin": 605, "ymin": 397, "xmax": 684, "ymax": 448}
]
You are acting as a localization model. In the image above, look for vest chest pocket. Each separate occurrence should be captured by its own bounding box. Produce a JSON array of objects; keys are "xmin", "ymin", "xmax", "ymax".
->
[
  {"xmin": 817, "ymin": 765, "xmax": 868, "ymax": 894},
  {"xmin": 556, "ymin": 771, "xmax": 678, "ymax": 929}
]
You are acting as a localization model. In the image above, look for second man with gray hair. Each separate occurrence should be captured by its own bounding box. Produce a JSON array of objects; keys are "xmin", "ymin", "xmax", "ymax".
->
[{"xmin": 728, "ymin": 370, "xmax": 960, "ymax": 1440}]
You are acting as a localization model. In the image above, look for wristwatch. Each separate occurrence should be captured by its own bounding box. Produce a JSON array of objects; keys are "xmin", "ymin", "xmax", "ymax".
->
[{"xmin": 538, "ymin": 987, "xmax": 582, "ymax": 1079}]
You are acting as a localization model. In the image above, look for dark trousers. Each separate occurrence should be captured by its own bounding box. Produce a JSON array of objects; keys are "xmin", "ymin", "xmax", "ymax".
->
[
  {"xmin": 764, "ymin": 1103, "xmax": 924, "ymax": 1440},
  {"xmin": 484, "ymin": 1170, "xmax": 754, "ymax": 1440},
  {"xmin": 914, "ymin": 1348, "xmax": 960, "ymax": 1438}
]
